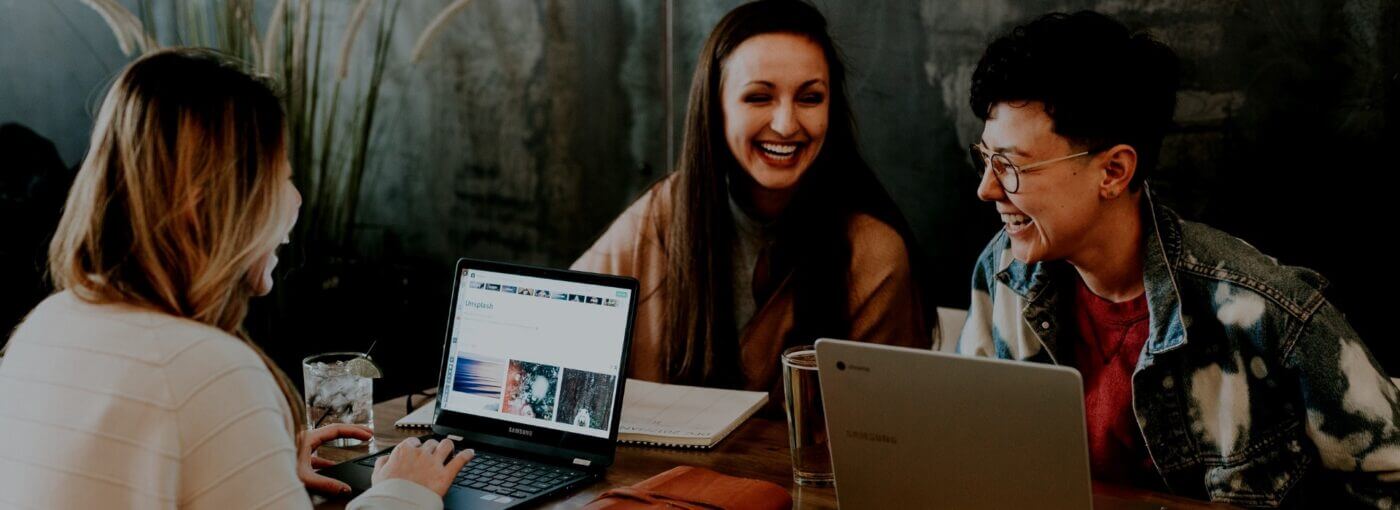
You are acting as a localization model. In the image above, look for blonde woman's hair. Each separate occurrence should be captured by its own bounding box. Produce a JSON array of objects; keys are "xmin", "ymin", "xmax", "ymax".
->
[{"xmin": 49, "ymin": 48, "xmax": 305, "ymax": 437}]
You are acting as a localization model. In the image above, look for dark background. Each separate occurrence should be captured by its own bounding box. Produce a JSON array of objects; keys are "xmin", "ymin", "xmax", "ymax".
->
[{"xmin": 2, "ymin": 0, "xmax": 1397, "ymax": 400}]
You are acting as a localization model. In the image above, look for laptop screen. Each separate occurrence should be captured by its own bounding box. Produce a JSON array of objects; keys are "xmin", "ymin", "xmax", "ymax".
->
[{"xmin": 438, "ymin": 268, "xmax": 632, "ymax": 439}]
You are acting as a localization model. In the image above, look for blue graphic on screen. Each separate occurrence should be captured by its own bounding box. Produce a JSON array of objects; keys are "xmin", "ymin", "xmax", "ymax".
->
[{"xmin": 450, "ymin": 355, "xmax": 506, "ymax": 412}]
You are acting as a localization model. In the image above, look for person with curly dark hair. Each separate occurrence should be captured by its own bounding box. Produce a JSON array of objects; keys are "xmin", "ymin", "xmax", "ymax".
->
[{"xmin": 952, "ymin": 11, "xmax": 1399, "ymax": 507}]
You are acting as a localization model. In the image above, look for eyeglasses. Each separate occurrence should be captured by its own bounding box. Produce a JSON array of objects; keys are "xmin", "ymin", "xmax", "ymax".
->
[{"xmin": 969, "ymin": 143, "xmax": 1092, "ymax": 194}]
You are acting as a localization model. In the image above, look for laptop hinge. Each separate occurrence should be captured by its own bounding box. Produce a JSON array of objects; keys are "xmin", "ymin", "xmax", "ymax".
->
[{"xmin": 572, "ymin": 458, "xmax": 592, "ymax": 467}]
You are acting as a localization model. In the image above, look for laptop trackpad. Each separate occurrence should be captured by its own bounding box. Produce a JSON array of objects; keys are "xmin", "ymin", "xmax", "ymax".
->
[{"xmin": 445, "ymin": 486, "xmax": 525, "ymax": 509}]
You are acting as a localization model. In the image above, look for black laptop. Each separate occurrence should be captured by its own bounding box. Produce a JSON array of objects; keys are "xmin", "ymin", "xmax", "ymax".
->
[{"xmin": 320, "ymin": 258, "xmax": 638, "ymax": 508}]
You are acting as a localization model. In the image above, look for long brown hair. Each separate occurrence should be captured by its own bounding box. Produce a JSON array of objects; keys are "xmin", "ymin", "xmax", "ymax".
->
[
  {"xmin": 48, "ymin": 48, "xmax": 305, "ymax": 436},
  {"xmin": 660, "ymin": 0, "xmax": 929, "ymax": 386}
]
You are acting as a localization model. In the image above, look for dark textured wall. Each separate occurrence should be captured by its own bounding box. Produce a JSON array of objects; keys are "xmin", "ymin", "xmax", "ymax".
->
[
  {"xmin": 3, "ymin": 0, "xmax": 1397, "ymax": 386},
  {"xmin": 361, "ymin": 0, "xmax": 663, "ymax": 268}
]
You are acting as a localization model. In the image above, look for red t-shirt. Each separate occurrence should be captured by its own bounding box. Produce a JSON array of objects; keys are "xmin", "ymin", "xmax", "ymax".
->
[{"xmin": 1071, "ymin": 277, "xmax": 1161, "ymax": 489}]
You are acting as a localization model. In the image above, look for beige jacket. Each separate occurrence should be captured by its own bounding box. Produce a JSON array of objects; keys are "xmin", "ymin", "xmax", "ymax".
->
[{"xmin": 572, "ymin": 175, "xmax": 929, "ymax": 405}]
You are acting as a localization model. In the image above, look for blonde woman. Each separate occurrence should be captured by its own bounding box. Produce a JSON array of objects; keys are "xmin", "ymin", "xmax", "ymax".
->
[{"xmin": 0, "ymin": 49, "xmax": 470, "ymax": 509}]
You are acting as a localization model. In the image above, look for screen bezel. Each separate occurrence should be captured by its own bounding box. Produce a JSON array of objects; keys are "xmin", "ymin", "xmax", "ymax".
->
[{"xmin": 431, "ymin": 258, "xmax": 637, "ymax": 464}]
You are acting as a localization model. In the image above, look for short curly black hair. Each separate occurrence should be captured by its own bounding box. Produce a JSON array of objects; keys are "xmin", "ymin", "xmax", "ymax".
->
[{"xmin": 970, "ymin": 11, "xmax": 1179, "ymax": 189}]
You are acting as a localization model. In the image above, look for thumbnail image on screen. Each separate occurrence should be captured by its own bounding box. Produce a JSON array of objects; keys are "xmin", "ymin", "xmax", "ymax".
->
[
  {"xmin": 555, "ymin": 369, "xmax": 617, "ymax": 431},
  {"xmin": 501, "ymin": 360, "xmax": 560, "ymax": 420},
  {"xmin": 450, "ymin": 354, "xmax": 506, "ymax": 413}
]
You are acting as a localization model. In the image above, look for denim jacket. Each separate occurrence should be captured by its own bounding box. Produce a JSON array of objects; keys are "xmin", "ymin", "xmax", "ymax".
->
[{"xmin": 951, "ymin": 190, "xmax": 1400, "ymax": 508}]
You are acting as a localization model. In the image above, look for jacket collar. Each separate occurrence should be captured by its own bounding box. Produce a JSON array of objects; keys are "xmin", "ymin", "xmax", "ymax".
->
[{"xmin": 995, "ymin": 186, "xmax": 1190, "ymax": 357}]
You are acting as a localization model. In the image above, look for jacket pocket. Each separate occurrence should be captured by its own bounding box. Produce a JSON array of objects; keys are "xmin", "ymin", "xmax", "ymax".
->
[{"xmin": 1201, "ymin": 420, "xmax": 1310, "ymax": 508}]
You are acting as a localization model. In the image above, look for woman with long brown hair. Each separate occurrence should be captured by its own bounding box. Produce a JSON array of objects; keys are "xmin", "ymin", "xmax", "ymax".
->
[
  {"xmin": 574, "ymin": 0, "xmax": 931, "ymax": 402},
  {"xmin": 0, "ymin": 49, "xmax": 467, "ymax": 509}
]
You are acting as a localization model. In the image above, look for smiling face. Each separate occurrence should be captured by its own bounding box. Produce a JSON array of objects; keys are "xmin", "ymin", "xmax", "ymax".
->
[
  {"xmin": 976, "ymin": 101, "xmax": 1104, "ymax": 264},
  {"xmin": 720, "ymin": 32, "xmax": 829, "ymax": 193},
  {"xmin": 246, "ymin": 156, "xmax": 302, "ymax": 296}
]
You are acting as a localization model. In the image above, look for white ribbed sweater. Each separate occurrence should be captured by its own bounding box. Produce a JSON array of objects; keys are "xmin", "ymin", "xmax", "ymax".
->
[{"xmin": 0, "ymin": 292, "xmax": 439, "ymax": 509}]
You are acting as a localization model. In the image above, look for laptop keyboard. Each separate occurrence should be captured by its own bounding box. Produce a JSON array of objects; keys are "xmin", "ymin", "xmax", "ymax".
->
[
  {"xmin": 451, "ymin": 450, "xmax": 587, "ymax": 499},
  {"xmin": 354, "ymin": 447, "xmax": 587, "ymax": 500}
]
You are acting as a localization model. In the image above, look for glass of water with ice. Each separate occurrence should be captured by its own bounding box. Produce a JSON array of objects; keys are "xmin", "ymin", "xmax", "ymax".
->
[{"xmin": 302, "ymin": 352, "xmax": 380, "ymax": 446}]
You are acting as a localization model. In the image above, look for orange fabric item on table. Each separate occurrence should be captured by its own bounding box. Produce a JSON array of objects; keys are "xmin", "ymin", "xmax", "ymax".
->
[{"xmin": 582, "ymin": 466, "xmax": 790, "ymax": 510}]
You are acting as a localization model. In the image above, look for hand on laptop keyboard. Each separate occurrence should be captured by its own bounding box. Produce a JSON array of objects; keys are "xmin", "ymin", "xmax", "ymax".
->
[
  {"xmin": 447, "ymin": 450, "xmax": 587, "ymax": 500},
  {"xmin": 371, "ymin": 436, "xmax": 476, "ymax": 495}
]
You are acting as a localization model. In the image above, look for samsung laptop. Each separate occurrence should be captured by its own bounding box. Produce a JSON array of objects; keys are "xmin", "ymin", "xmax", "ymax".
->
[
  {"xmin": 815, "ymin": 338, "xmax": 1096, "ymax": 510},
  {"xmin": 322, "ymin": 258, "xmax": 639, "ymax": 508}
]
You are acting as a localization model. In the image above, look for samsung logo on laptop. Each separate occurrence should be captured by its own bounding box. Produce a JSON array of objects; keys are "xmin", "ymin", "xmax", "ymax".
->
[
  {"xmin": 508, "ymin": 427, "xmax": 533, "ymax": 437},
  {"xmin": 846, "ymin": 430, "xmax": 897, "ymax": 444}
]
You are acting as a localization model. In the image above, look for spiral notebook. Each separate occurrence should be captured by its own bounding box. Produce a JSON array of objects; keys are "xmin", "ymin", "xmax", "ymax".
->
[
  {"xmin": 397, "ymin": 379, "xmax": 767, "ymax": 449},
  {"xmin": 616, "ymin": 379, "xmax": 768, "ymax": 449},
  {"xmin": 395, "ymin": 402, "xmax": 436, "ymax": 429}
]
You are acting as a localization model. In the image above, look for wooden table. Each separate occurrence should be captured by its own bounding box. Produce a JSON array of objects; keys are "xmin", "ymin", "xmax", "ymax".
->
[{"xmin": 313, "ymin": 394, "xmax": 1237, "ymax": 509}]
